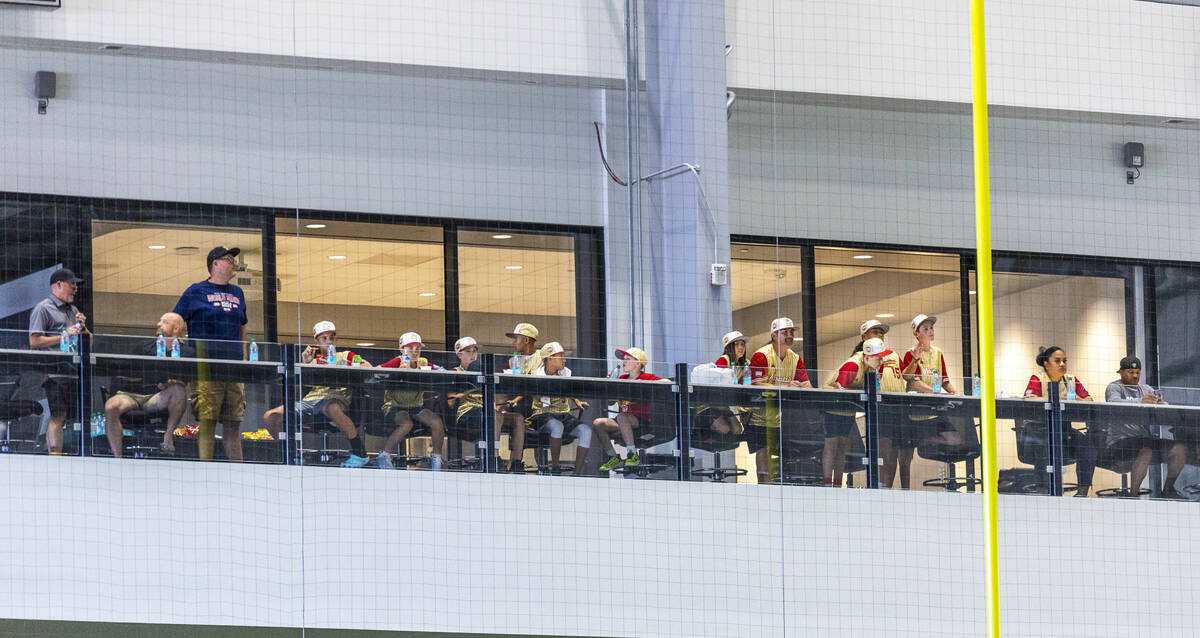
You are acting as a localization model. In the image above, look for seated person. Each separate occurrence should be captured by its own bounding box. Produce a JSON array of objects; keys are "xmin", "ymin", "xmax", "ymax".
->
[
  {"xmin": 591, "ymin": 347, "xmax": 669, "ymax": 471},
  {"xmin": 262, "ymin": 321, "xmax": 371, "ymax": 468},
  {"xmin": 377, "ymin": 332, "xmax": 446, "ymax": 470},
  {"xmin": 1024, "ymin": 346, "xmax": 1096, "ymax": 497},
  {"xmin": 495, "ymin": 323, "xmax": 545, "ymax": 472},
  {"xmin": 446, "ymin": 336, "xmax": 487, "ymax": 454},
  {"xmin": 104, "ymin": 312, "xmax": 194, "ymax": 458},
  {"xmin": 1104, "ymin": 356, "xmax": 1186, "ymax": 498},
  {"xmin": 529, "ymin": 342, "xmax": 589, "ymax": 473},
  {"xmin": 826, "ymin": 336, "xmax": 906, "ymax": 486}
]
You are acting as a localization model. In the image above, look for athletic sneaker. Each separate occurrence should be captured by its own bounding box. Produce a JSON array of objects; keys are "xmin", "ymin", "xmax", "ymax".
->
[
  {"xmin": 599, "ymin": 455, "xmax": 623, "ymax": 471},
  {"xmin": 376, "ymin": 450, "xmax": 395, "ymax": 469},
  {"xmin": 624, "ymin": 452, "xmax": 640, "ymax": 467},
  {"xmin": 431, "ymin": 453, "xmax": 443, "ymax": 471},
  {"xmin": 341, "ymin": 454, "xmax": 369, "ymax": 468}
]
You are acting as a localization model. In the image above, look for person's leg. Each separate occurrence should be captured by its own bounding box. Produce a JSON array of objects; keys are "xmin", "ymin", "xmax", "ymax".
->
[
  {"xmin": 104, "ymin": 394, "xmax": 137, "ymax": 459},
  {"xmin": 506, "ymin": 412, "xmax": 526, "ymax": 470},
  {"xmin": 220, "ymin": 383, "xmax": 246, "ymax": 462},
  {"xmin": 898, "ymin": 446, "xmax": 915, "ymax": 490},
  {"xmin": 323, "ymin": 401, "xmax": 367, "ymax": 462},
  {"xmin": 417, "ymin": 410, "xmax": 445, "ymax": 469},
  {"xmin": 197, "ymin": 419, "xmax": 217, "ymax": 460},
  {"xmin": 615, "ymin": 413, "xmax": 639, "ymax": 448},
  {"xmin": 1165, "ymin": 442, "xmax": 1187, "ymax": 494},
  {"xmin": 384, "ymin": 412, "xmax": 414, "ymax": 455},
  {"xmin": 544, "ymin": 417, "xmax": 565, "ymax": 468},
  {"xmin": 42, "ymin": 378, "xmax": 71, "ymax": 454},
  {"xmin": 1129, "ymin": 446, "xmax": 1153, "ymax": 496},
  {"xmin": 262, "ymin": 406, "xmax": 285, "ymax": 440},
  {"xmin": 570, "ymin": 422, "xmax": 592, "ymax": 475},
  {"xmin": 157, "ymin": 384, "xmax": 187, "ymax": 451},
  {"xmin": 879, "ymin": 437, "xmax": 897, "ymax": 488},
  {"xmin": 591, "ymin": 418, "xmax": 617, "ymax": 454}
]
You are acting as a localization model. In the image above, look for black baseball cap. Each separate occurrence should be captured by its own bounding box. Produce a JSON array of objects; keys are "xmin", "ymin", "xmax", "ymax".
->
[
  {"xmin": 49, "ymin": 268, "xmax": 83, "ymax": 285},
  {"xmin": 1118, "ymin": 356, "xmax": 1141, "ymax": 371},
  {"xmin": 206, "ymin": 246, "xmax": 241, "ymax": 271}
]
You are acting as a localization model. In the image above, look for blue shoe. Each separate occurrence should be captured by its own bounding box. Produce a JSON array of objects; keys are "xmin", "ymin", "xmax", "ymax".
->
[{"xmin": 341, "ymin": 454, "xmax": 369, "ymax": 468}]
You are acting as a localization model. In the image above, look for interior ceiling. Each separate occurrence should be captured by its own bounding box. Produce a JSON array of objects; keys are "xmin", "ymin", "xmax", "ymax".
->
[{"xmin": 93, "ymin": 224, "xmax": 576, "ymax": 317}]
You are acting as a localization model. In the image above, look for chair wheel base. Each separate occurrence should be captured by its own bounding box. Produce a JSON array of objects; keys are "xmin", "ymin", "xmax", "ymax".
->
[
  {"xmin": 1096, "ymin": 487, "xmax": 1152, "ymax": 498},
  {"xmin": 922, "ymin": 477, "xmax": 983, "ymax": 492},
  {"xmin": 692, "ymin": 467, "xmax": 748, "ymax": 482}
]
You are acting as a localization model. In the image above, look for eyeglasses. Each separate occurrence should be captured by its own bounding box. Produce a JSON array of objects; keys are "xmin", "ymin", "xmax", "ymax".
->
[{"xmin": 219, "ymin": 256, "xmax": 237, "ymax": 265}]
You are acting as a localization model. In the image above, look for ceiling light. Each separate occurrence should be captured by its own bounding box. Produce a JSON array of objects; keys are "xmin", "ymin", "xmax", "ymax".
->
[
  {"xmin": 418, "ymin": 292, "xmax": 437, "ymax": 297},
  {"xmin": 355, "ymin": 342, "xmax": 375, "ymax": 347},
  {"xmin": 328, "ymin": 255, "xmax": 347, "ymax": 260},
  {"xmin": 505, "ymin": 265, "xmax": 523, "ymax": 270},
  {"xmin": 492, "ymin": 234, "xmax": 513, "ymax": 240},
  {"xmin": 876, "ymin": 313, "xmax": 895, "ymax": 318},
  {"xmin": 852, "ymin": 254, "xmax": 873, "ymax": 260},
  {"xmin": 738, "ymin": 248, "xmax": 750, "ymax": 253},
  {"xmin": 969, "ymin": 290, "xmax": 977, "ymax": 295},
  {"xmin": 305, "ymin": 223, "xmax": 327, "ymax": 229},
  {"xmin": 147, "ymin": 245, "xmax": 166, "ymax": 250}
]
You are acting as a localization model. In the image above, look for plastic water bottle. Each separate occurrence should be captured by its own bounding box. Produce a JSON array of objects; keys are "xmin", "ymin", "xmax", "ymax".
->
[
  {"xmin": 170, "ymin": 337, "xmax": 181, "ymax": 358},
  {"xmin": 401, "ymin": 353, "xmax": 411, "ymax": 369},
  {"xmin": 740, "ymin": 366, "xmax": 750, "ymax": 385},
  {"xmin": 1065, "ymin": 375, "xmax": 1077, "ymax": 400},
  {"xmin": 511, "ymin": 353, "xmax": 522, "ymax": 374},
  {"xmin": 972, "ymin": 373, "xmax": 981, "ymax": 397},
  {"xmin": 875, "ymin": 371, "xmax": 882, "ymax": 393},
  {"xmin": 931, "ymin": 370, "xmax": 942, "ymax": 394},
  {"xmin": 609, "ymin": 364, "xmax": 622, "ymax": 379},
  {"xmin": 72, "ymin": 322, "xmax": 81, "ymax": 350},
  {"xmin": 156, "ymin": 332, "xmax": 167, "ymax": 358},
  {"xmin": 326, "ymin": 344, "xmax": 336, "ymax": 366},
  {"xmin": 248, "ymin": 338, "xmax": 259, "ymax": 362},
  {"xmin": 60, "ymin": 328, "xmax": 70, "ymax": 352}
]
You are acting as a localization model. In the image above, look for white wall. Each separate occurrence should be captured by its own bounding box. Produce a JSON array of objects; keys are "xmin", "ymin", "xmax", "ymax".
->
[{"xmin": 2, "ymin": 454, "xmax": 1199, "ymax": 636}]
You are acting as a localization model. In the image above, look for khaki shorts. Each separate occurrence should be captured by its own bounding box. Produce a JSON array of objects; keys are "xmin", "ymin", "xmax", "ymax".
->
[{"xmin": 189, "ymin": 381, "xmax": 246, "ymax": 423}]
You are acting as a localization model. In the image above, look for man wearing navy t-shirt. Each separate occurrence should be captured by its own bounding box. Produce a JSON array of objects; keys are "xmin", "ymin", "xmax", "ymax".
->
[{"xmin": 173, "ymin": 246, "xmax": 249, "ymax": 461}]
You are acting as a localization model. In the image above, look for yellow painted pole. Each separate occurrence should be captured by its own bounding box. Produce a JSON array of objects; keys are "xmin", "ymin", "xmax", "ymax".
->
[{"xmin": 969, "ymin": 1, "xmax": 1001, "ymax": 636}]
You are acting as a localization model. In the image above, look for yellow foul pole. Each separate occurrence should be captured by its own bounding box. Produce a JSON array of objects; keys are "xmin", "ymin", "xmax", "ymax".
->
[{"xmin": 969, "ymin": 1, "xmax": 1001, "ymax": 636}]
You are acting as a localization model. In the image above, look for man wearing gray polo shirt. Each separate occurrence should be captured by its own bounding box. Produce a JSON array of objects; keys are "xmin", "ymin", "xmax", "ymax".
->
[
  {"xmin": 1104, "ymin": 356, "xmax": 1186, "ymax": 498},
  {"xmin": 28, "ymin": 268, "xmax": 89, "ymax": 455}
]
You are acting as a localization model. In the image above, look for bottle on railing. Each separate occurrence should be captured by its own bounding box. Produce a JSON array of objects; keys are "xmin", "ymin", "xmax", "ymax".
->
[
  {"xmin": 156, "ymin": 332, "xmax": 167, "ymax": 358},
  {"xmin": 326, "ymin": 343, "xmax": 336, "ymax": 366},
  {"xmin": 401, "ymin": 353, "xmax": 411, "ymax": 369},
  {"xmin": 170, "ymin": 337, "xmax": 181, "ymax": 358},
  {"xmin": 931, "ymin": 370, "xmax": 942, "ymax": 394},
  {"xmin": 739, "ymin": 365, "xmax": 751, "ymax": 385},
  {"xmin": 59, "ymin": 328, "xmax": 70, "ymax": 352},
  {"xmin": 72, "ymin": 322, "xmax": 82, "ymax": 350},
  {"xmin": 248, "ymin": 338, "xmax": 259, "ymax": 362},
  {"xmin": 510, "ymin": 352, "xmax": 522, "ymax": 374},
  {"xmin": 972, "ymin": 373, "xmax": 981, "ymax": 397},
  {"xmin": 1065, "ymin": 374, "xmax": 1077, "ymax": 400},
  {"xmin": 608, "ymin": 364, "xmax": 622, "ymax": 379},
  {"xmin": 875, "ymin": 372, "xmax": 882, "ymax": 394}
]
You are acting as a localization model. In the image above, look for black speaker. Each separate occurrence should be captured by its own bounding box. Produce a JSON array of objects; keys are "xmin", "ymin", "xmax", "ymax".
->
[{"xmin": 34, "ymin": 71, "xmax": 56, "ymax": 99}]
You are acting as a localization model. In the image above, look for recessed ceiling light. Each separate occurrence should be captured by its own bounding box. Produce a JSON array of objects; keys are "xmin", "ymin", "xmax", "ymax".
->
[
  {"xmin": 147, "ymin": 245, "xmax": 166, "ymax": 250},
  {"xmin": 305, "ymin": 223, "xmax": 327, "ymax": 229},
  {"xmin": 969, "ymin": 290, "xmax": 977, "ymax": 295},
  {"xmin": 505, "ymin": 265, "xmax": 523, "ymax": 270},
  {"xmin": 738, "ymin": 248, "xmax": 750, "ymax": 253},
  {"xmin": 876, "ymin": 313, "xmax": 895, "ymax": 318},
  {"xmin": 328, "ymin": 255, "xmax": 347, "ymax": 260},
  {"xmin": 418, "ymin": 292, "xmax": 437, "ymax": 297},
  {"xmin": 355, "ymin": 342, "xmax": 375, "ymax": 347},
  {"xmin": 492, "ymin": 234, "xmax": 513, "ymax": 240},
  {"xmin": 852, "ymin": 254, "xmax": 873, "ymax": 260}
]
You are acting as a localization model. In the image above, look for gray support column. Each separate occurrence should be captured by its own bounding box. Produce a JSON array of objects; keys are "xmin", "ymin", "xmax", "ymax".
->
[{"xmin": 640, "ymin": 0, "xmax": 731, "ymax": 367}]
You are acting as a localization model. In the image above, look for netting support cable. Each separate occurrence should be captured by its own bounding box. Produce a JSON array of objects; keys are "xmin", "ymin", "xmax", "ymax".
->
[{"xmin": 970, "ymin": 1, "xmax": 1002, "ymax": 636}]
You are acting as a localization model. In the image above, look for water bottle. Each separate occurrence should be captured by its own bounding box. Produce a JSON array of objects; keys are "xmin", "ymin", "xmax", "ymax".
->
[
  {"xmin": 248, "ymin": 338, "xmax": 259, "ymax": 362},
  {"xmin": 401, "ymin": 353, "xmax": 411, "ymax": 369},
  {"xmin": 511, "ymin": 353, "xmax": 523, "ymax": 374},
  {"xmin": 156, "ymin": 332, "xmax": 167, "ymax": 358},
  {"xmin": 739, "ymin": 366, "xmax": 750, "ymax": 385},
  {"xmin": 609, "ymin": 364, "xmax": 622, "ymax": 379},
  {"xmin": 170, "ymin": 337, "xmax": 181, "ymax": 358},
  {"xmin": 972, "ymin": 373, "xmax": 981, "ymax": 397},
  {"xmin": 1065, "ymin": 375, "xmax": 1076, "ymax": 400},
  {"xmin": 72, "ymin": 322, "xmax": 81, "ymax": 350},
  {"xmin": 931, "ymin": 370, "xmax": 942, "ymax": 394},
  {"xmin": 326, "ymin": 344, "xmax": 336, "ymax": 366},
  {"xmin": 875, "ymin": 371, "xmax": 882, "ymax": 393},
  {"xmin": 60, "ymin": 328, "xmax": 70, "ymax": 352}
]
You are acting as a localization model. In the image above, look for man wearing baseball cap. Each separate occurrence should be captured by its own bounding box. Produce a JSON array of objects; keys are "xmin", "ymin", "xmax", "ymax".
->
[
  {"xmin": 446, "ymin": 336, "xmax": 488, "ymax": 453},
  {"xmin": 827, "ymin": 337, "xmax": 907, "ymax": 487},
  {"xmin": 530, "ymin": 342, "xmax": 590, "ymax": 473},
  {"xmin": 1104, "ymin": 356, "xmax": 1187, "ymax": 498},
  {"xmin": 496, "ymin": 323, "xmax": 543, "ymax": 471},
  {"xmin": 745, "ymin": 317, "xmax": 811, "ymax": 483},
  {"xmin": 592, "ymin": 347, "xmax": 668, "ymax": 472},
  {"xmin": 262, "ymin": 321, "xmax": 372, "ymax": 468},
  {"xmin": 378, "ymin": 332, "xmax": 447, "ymax": 470},
  {"xmin": 28, "ymin": 267, "xmax": 89, "ymax": 454}
]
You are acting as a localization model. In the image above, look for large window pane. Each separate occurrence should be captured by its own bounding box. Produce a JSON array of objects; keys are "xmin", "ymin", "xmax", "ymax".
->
[{"xmin": 731, "ymin": 242, "xmax": 805, "ymax": 347}]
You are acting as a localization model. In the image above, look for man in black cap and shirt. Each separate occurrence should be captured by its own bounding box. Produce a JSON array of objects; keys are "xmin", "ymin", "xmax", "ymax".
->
[
  {"xmin": 173, "ymin": 247, "xmax": 249, "ymax": 462},
  {"xmin": 1104, "ymin": 356, "xmax": 1186, "ymax": 498},
  {"xmin": 28, "ymin": 268, "xmax": 89, "ymax": 454}
]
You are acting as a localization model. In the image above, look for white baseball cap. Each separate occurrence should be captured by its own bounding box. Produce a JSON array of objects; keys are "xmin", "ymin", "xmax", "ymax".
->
[
  {"xmin": 542, "ymin": 341, "xmax": 565, "ymax": 357},
  {"xmin": 721, "ymin": 331, "xmax": 746, "ymax": 348},
  {"xmin": 312, "ymin": 320, "xmax": 336, "ymax": 338},
  {"xmin": 860, "ymin": 319, "xmax": 890, "ymax": 335},
  {"xmin": 453, "ymin": 336, "xmax": 477, "ymax": 353},
  {"xmin": 399, "ymin": 332, "xmax": 423, "ymax": 348},
  {"xmin": 911, "ymin": 314, "xmax": 937, "ymax": 332},
  {"xmin": 770, "ymin": 317, "xmax": 795, "ymax": 333},
  {"xmin": 862, "ymin": 337, "xmax": 894, "ymax": 358}
]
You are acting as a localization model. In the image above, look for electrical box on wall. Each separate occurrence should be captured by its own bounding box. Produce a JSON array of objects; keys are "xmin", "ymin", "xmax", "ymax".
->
[
  {"xmin": 710, "ymin": 263, "xmax": 728, "ymax": 286},
  {"xmin": 1124, "ymin": 142, "xmax": 1145, "ymax": 168}
]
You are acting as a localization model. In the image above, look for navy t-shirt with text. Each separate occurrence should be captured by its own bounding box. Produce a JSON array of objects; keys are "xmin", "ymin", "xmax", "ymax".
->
[{"xmin": 173, "ymin": 280, "xmax": 248, "ymax": 360}]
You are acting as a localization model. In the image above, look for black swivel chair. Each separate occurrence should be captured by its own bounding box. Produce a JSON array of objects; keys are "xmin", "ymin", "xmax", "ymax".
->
[
  {"xmin": 0, "ymin": 375, "xmax": 43, "ymax": 453},
  {"xmin": 919, "ymin": 416, "xmax": 983, "ymax": 492},
  {"xmin": 688, "ymin": 410, "xmax": 748, "ymax": 483},
  {"xmin": 98, "ymin": 379, "xmax": 168, "ymax": 458}
]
